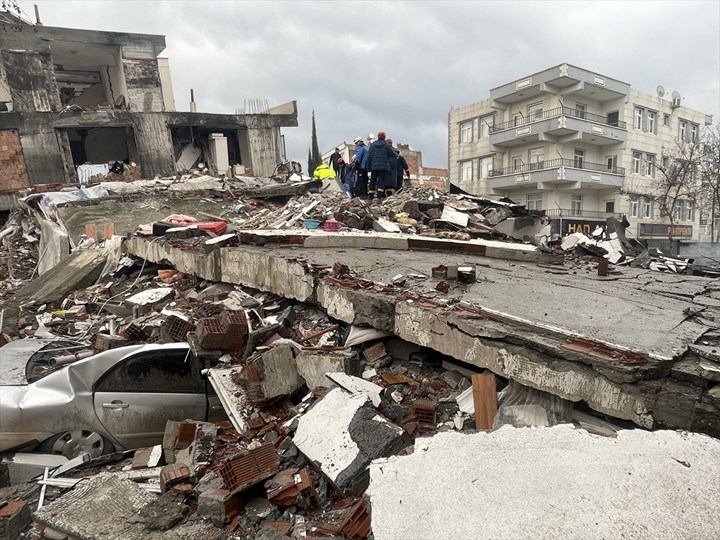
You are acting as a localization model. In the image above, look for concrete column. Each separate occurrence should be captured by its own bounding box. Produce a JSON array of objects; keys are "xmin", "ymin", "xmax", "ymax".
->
[
  {"xmin": 133, "ymin": 113, "xmax": 175, "ymax": 179},
  {"xmin": 246, "ymin": 126, "xmax": 279, "ymax": 177}
]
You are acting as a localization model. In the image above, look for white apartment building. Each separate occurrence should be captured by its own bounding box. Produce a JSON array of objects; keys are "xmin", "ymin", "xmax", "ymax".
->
[{"xmin": 448, "ymin": 63, "xmax": 713, "ymax": 247}]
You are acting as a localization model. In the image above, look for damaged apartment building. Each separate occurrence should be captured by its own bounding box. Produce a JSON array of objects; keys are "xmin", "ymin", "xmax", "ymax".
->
[
  {"xmin": 449, "ymin": 63, "xmax": 713, "ymax": 250},
  {"xmin": 0, "ymin": 12, "xmax": 297, "ymax": 188}
]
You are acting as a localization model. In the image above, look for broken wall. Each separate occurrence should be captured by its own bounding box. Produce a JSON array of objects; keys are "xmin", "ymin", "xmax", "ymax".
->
[
  {"xmin": 123, "ymin": 58, "xmax": 165, "ymax": 113},
  {"xmin": 0, "ymin": 50, "xmax": 61, "ymax": 113},
  {"xmin": 247, "ymin": 127, "xmax": 281, "ymax": 178},
  {"xmin": 0, "ymin": 129, "xmax": 30, "ymax": 191},
  {"xmin": 132, "ymin": 113, "xmax": 175, "ymax": 178}
]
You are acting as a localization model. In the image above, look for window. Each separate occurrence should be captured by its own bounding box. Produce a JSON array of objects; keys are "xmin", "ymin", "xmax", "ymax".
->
[
  {"xmin": 634, "ymin": 107, "xmax": 644, "ymax": 129},
  {"xmin": 641, "ymin": 198, "xmax": 652, "ymax": 219},
  {"xmin": 672, "ymin": 201, "xmax": 694, "ymax": 222},
  {"xmin": 574, "ymin": 103, "xmax": 586, "ymax": 119},
  {"xmin": 460, "ymin": 121, "xmax": 473, "ymax": 143},
  {"xmin": 96, "ymin": 351, "xmax": 203, "ymax": 394},
  {"xmin": 629, "ymin": 199, "xmax": 639, "ymax": 218},
  {"xmin": 664, "ymin": 114, "xmax": 670, "ymax": 126},
  {"xmin": 606, "ymin": 154, "xmax": 618, "ymax": 173},
  {"xmin": 528, "ymin": 102, "xmax": 543, "ymax": 120},
  {"xmin": 512, "ymin": 156, "xmax": 523, "ymax": 172},
  {"xmin": 528, "ymin": 147, "xmax": 544, "ymax": 170},
  {"xmin": 479, "ymin": 156, "xmax": 493, "ymax": 179},
  {"xmin": 571, "ymin": 195, "xmax": 583, "ymax": 216},
  {"xmin": 679, "ymin": 121, "xmax": 687, "ymax": 141},
  {"xmin": 644, "ymin": 154, "xmax": 655, "ymax": 176},
  {"xmin": 646, "ymin": 111, "xmax": 656, "ymax": 133},
  {"xmin": 573, "ymin": 148, "xmax": 585, "ymax": 169},
  {"xmin": 480, "ymin": 115, "xmax": 493, "ymax": 137},
  {"xmin": 514, "ymin": 113, "xmax": 524, "ymax": 126},
  {"xmin": 527, "ymin": 192, "xmax": 543, "ymax": 211},
  {"xmin": 460, "ymin": 160, "xmax": 473, "ymax": 181},
  {"xmin": 690, "ymin": 123, "xmax": 698, "ymax": 142},
  {"xmin": 607, "ymin": 111, "xmax": 619, "ymax": 127},
  {"xmin": 632, "ymin": 151, "xmax": 655, "ymax": 176},
  {"xmin": 605, "ymin": 201, "xmax": 615, "ymax": 213}
]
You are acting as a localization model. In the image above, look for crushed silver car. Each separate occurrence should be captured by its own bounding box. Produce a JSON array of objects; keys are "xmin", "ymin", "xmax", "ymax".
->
[{"xmin": 0, "ymin": 339, "xmax": 224, "ymax": 458}]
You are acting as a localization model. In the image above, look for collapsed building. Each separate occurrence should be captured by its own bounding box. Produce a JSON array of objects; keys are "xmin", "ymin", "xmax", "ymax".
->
[
  {"xmin": 0, "ymin": 12, "xmax": 297, "ymax": 197},
  {"xmin": 1, "ymin": 170, "xmax": 719, "ymax": 538}
]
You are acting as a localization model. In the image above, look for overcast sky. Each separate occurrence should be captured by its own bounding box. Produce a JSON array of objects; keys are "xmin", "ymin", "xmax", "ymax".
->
[{"xmin": 24, "ymin": 1, "xmax": 720, "ymax": 167}]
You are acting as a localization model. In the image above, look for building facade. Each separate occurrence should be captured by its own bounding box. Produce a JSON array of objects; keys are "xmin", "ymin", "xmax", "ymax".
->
[
  {"xmin": 449, "ymin": 63, "xmax": 712, "ymax": 245},
  {"xmin": 0, "ymin": 12, "xmax": 297, "ymax": 187}
]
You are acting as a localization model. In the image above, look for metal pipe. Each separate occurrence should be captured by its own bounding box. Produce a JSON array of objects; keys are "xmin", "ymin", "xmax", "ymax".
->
[{"xmin": 49, "ymin": 350, "xmax": 94, "ymax": 367}]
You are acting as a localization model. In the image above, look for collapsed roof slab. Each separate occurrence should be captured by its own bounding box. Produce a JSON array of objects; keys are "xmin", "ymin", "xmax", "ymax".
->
[
  {"xmin": 126, "ymin": 236, "xmax": 720, "ymax": 436},
  {"xmin": 368, "ymin": 426, "xmax": 720, "ymax": 540}
]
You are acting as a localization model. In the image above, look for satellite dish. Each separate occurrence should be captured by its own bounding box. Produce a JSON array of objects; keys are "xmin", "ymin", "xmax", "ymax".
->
[
  {"xmin": 656, "ymin": 85, "xmax": 665, "ymax": 97},
  {"xmin": 671, "ymin": 90, "xmax": 681, "ymax": 100}
]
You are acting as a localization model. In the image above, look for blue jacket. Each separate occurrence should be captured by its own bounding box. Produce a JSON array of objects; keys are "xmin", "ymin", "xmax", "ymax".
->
[
  {"xmin": 354, "ymin": 143, "xmax": 369, "ymax": 170},
  {"xmin": 368, "ymin": 139, "xmax": 395, "ymax": 172}
]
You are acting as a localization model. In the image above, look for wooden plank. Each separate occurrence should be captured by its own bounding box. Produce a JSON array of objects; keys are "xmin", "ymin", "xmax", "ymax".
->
[
  {"xmin": 84, "ymin": 223, "xmax": 98, "ymax": 242},
  {"xmin": 472, "ymin": 372, "xmax": 497, "ymax": 429},
  {"xmin": 103, "ymin": 222, "xmax": 115, "ymax": 240}
]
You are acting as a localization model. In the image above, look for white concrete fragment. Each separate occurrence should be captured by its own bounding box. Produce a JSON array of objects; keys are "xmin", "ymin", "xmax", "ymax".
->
[
  {"xmin": 325, "ymin": 372, "xmax": 383, "ymax": 407},
  {"xmin": 125, "ymin": 288, "xmax": 173, "ymax": 307},
  {"xmin": 455, "ymin": 386, "xmax": 474, "ymax": 414},
  {"xmin": 440, "ymin": 206, "xmax": 469, "ymax": 227},
  {"xmin": 369, "ymin": 426, "xmax": 720, "ymax": 540},
  {"xmin": 372, "ymin": 218, "xmax": 401, "ymax": 234}
]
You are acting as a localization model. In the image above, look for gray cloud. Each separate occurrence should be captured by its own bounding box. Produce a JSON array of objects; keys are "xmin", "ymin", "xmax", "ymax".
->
[{"xmin": 27, "ymin": 0, "xmax": 720, "ymax": 168}]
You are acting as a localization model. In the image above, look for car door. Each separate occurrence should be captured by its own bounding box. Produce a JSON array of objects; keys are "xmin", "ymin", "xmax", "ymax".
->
[{"xmin": 93, "ymin": 348, "xmax": 208, "ymax": 450}]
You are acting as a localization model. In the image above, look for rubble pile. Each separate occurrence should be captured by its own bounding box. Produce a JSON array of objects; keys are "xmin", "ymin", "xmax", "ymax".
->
[{"xmin": 0, "ymin": 210, "xmax": 40, "ymax": 299}]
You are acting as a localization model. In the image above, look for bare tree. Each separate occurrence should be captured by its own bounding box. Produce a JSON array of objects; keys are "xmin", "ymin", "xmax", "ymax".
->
[
  {"xmin": 700, "ymin": 125, "xmax": 720, "ymax": 242},
  {"xmin": 652, "ymin": 139, "xmax": 703, "ymax": 255}
]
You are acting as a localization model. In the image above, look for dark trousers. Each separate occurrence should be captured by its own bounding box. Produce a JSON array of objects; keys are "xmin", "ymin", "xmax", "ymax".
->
[
  {"xmin": 355, "ymin": 169, "xmax": 369, "ymax": 196},
  {"xmin": 372, "ymin": 170, "xmax": 389, "ymax": 191}
]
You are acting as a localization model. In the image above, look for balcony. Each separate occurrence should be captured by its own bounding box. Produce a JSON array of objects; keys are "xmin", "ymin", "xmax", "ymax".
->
[
  {"xmin": 544, "ymin": 208, "xmax": 624, "ymax": 220},
  {"xmin": 488, "ymin": 158, "xmax": 625, "ymax": 191},
  {"xmin": 489, "ymin": 107, "xmax": 627, "ymax": 148}
]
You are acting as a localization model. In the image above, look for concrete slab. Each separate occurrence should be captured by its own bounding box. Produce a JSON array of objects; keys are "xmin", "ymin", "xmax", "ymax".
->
[
  {"xmin": 295, "ymin": 350, "xmax": 358, "ymax": 390},
  {"xmin": 368, "ymin": 426, "xmax": 720, "ymax": 540},
  {"xmin": 293, "ymin": 387, "xmax": 402, "ymax": 492},
  {"xmin": 126, "ymin": 237, "xmax": 720, "ymax": 435}
]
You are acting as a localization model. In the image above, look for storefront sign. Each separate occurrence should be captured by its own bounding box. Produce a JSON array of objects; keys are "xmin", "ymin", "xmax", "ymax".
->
[
  {"xmin": 638, "ymin": 223, "xmax": 693, "ymax": 238},
  {"xmin": 552, "ymin": 218, "xmax": 606, "ymax": 236}
]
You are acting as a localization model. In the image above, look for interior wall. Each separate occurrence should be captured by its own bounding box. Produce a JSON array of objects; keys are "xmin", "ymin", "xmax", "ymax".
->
[{"xmin": 68, "ymin": 127, "xmax": 136, "ymax": 165}]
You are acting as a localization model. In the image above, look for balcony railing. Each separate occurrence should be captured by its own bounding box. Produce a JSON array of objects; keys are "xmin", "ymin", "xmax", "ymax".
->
[
  {"xmin": 490, "ymin": 106, "xmax": 627, "ymax": 133},
  {"xmin": 544, "ymin": 208, "xmax": 625, "ymax": 219},
  {"xmin": 489, "ymin": 158, "xmax": 625, "ymax": 177}
]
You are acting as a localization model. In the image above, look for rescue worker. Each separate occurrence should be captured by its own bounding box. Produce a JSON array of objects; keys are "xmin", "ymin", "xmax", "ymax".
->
[
  {"xmin": 367, "ymin": 132, "xmax": 396, "ymax": 201},
  {"xmin": 352, "ymin": 136, "xmax": 369, "ymax": 197}
]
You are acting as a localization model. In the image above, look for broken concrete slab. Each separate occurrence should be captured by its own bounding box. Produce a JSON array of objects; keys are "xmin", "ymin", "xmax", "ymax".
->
[
  {"xmin": 11, "ymin": 249, "xmax": 107, "ymax": 307},
  {"xmin": 125, "ymin": 287, "xmax": 175, "ymax": 314},
  {"xmin": 295, "ymin": 350, "xmax": 359, "ymax": 390},
  {"xmin": 369, "ymin": 426, "xmax": 720, "ymax": 540},
  {"xmin": 237, "ymin": 343, "xmax": 304, "ymax": 403},
  {"xmin": 293, "ymin": 387, "xmax": 402, "ymax": 493},
  {"xmin": 33, "ymin": 473, "xmax": 222, "ymax": 539},
  {"xmin": 324, "ymin": 372, "xmax": 383, "ymax": 407}
]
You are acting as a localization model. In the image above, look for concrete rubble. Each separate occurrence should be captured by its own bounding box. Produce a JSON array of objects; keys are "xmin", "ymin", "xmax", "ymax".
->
[{"xmin": 1, "ymin": 174, "xmax": 719, "ymax": 538}]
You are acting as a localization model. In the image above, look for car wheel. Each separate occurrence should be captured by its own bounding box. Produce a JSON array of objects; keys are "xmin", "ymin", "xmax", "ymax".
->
[{"xmin": 38, "ymin": 430, "xmax": 114, "ymax": 459}]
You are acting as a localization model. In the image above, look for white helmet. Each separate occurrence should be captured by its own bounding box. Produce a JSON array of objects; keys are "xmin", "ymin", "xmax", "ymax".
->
[
  {"xmin": 367, "ymin": 133, "xmax": 375, "ymax": 141},
  {"xmin": 354, "ymin": 136, "xmax": 363, "ymax": 144}
]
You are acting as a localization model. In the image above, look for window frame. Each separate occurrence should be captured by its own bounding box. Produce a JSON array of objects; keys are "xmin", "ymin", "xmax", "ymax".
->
[
  {"xmin": 634, "ymin": 107, "xmax": 644, "ymax": 129},
  {"xmin": 641, "ymin": 198, "xmax": 652, "ymax": 219},
  {"xmin": 629, "ymin": 199, "xmax": 639, "ymax": 218},
  {"xmin": 646, "ymin": 111, "xmax": 656, "ymax": 133},
  {"xmin": 571, "ymin": 194, "xmax": 583, "ymax": 216},
  {"xmin": 527, "ymin": 192, "xmax": 543, "ymax": 211},
  {"xmin": 459, "ymin": 121, "xmax": 473, "ymax": 143},
  {"xmin": 460, "ymin": 159, "xmax": 474, "ymax": 182},
  {"xmin": 480, "ymin": 114, "xmax": 494, "ymax": 138}
]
